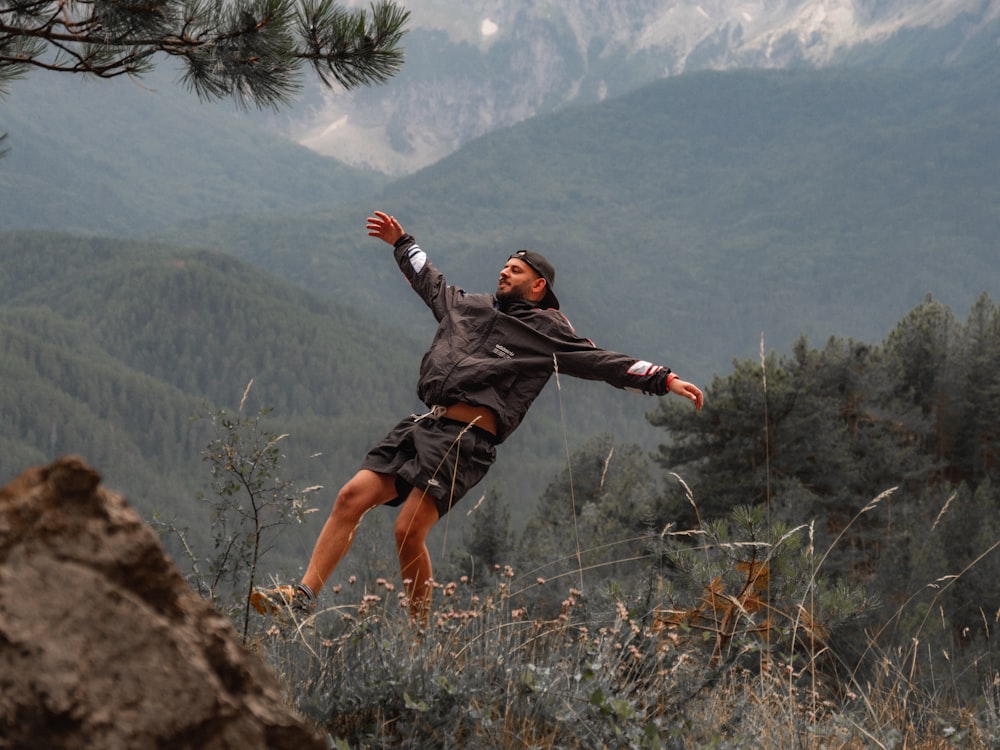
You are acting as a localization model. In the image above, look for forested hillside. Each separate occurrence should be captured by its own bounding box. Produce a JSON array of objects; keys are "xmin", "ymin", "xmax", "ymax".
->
[
  {"xmin": 0, "ymin": 232, "xmax": 423, "ymax": 555},
  {"xmin": 0, "ymin": 231, "xmax": 650, "ymax": 570},
  {"xmin": 0, "ymin": 68, "xmax": 387, "ymax": 236}
]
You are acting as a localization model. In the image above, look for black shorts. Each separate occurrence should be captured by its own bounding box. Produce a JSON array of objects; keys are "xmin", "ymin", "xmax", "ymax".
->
[{"xmin": 361, "ymin": 416, "xmax": 498, "ymax": 518}]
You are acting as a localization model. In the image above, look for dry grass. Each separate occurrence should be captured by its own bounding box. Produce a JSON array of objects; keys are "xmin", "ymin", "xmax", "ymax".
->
[{"xmin": 252, "ymin": 547, "xmax": 999, "ymax": 749}]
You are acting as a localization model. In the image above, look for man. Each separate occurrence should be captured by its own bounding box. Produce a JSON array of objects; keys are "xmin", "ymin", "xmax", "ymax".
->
[{"xmin": 252, "ymin": 210, "xmax": 703, "ymax": 620}]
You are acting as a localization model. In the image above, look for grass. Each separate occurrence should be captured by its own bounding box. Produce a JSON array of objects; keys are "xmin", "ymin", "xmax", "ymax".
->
[{"xmin": 251, "ymin": 538, "xmax": 1000, "ymax": 749}]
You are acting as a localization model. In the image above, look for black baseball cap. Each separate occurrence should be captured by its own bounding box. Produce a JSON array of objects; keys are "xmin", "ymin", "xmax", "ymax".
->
[{"xmin": 509, "ymin": 249, "xmax": 560, "ymax": 310}]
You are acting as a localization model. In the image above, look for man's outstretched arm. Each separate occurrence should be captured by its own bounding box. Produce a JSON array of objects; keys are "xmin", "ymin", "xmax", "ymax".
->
[{"xmin": 553, "ymin": 346, "xmax": 704, "ymax": 411}]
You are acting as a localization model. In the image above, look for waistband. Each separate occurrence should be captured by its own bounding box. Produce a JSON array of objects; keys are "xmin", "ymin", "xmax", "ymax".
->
[{"xmin": 412, "ymin": 403, "xmax": 498, "ymax": 436}]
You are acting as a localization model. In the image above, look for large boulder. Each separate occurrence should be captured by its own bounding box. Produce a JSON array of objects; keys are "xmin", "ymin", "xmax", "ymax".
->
[{"xmin": 0, "ymin": 455, "xmax": 325, "ymax": 750}]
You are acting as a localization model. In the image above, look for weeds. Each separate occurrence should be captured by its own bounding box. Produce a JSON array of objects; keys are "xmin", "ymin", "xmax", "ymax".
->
[
  {"xmin": 161, "ymin": 381, "xmax": 320, "ymax": 643},
  {"xmin": 252, "ymin": 536, "xmax": 1000, "ymax": 748}
]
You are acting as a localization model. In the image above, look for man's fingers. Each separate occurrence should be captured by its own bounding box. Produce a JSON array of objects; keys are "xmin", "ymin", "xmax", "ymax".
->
[
  {"xmin": 367, "ymin": 213, "xmax": 389, "ymax": 236},
  {"xmin": 675, "ymin": 380, "xmax": 704, "ymax": 410},
  {"xmin": 691, "ymin": 387, "xmax": 704, "ymax": 410},
  {"xmin": 367, "ymin": 213, "xmax": 396, "ymax": 230},
  {"xmin": 367, "ymin": 212, "xmax": 403, "ymax": 244}
]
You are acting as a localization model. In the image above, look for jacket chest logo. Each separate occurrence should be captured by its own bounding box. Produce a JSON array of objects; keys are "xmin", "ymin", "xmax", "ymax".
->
[{"xmin": 492, "ymin": 343, "xmax": 515, "ymax": 359}]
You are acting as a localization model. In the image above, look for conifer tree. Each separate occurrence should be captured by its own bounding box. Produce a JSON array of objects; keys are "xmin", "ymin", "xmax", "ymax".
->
[
  {"xmin": 956, "ymin": 293, "xmax": 1000, "ymax": 486},
  {"xmin": 0, "ymin": 0, "xmax": 408, "ymax": 109}
]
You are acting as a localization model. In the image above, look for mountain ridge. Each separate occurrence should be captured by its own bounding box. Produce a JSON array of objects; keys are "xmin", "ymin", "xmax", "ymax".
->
[{"xmin": 293, "ymin": 0, "xmax": 1000, "ymax": 173}]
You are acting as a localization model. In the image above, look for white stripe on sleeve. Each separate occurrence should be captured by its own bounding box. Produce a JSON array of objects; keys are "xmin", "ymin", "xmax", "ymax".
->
[{"xmin": 407, "ymin": 245, "xmax": 427, "ymax": 273}]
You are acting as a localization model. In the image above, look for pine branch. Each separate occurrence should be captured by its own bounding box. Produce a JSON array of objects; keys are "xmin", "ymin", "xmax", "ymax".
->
[{"xmin": 0, "ymin": 0, "xmax": 409, "ymax": 108}]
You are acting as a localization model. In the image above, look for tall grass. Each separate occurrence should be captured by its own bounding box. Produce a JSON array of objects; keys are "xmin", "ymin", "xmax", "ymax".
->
[{"xmin": 252, "ymin": 525, "xmax": 999, "ymax": 749}]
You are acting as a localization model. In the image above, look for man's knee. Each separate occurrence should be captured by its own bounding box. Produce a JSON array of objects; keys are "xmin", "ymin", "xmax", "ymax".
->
[
  {"xmin": 395, "ymin": 514, "xmax": 429, "ymax": 550},
  {"xmin": 394, "ymin": 493, "xmax": 438, "ymax": 549},
  {"xmin": 333, "ymin": 470, "xmax": 394, "ymax": 519}
]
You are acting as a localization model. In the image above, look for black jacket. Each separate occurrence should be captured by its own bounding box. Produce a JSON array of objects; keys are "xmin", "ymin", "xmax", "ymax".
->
[{"xmin": 394, "ymin": 234, "xmax": 673, "ymax": 443}]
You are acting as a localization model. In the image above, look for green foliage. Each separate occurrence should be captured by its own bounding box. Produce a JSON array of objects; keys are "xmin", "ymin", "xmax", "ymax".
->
[
  {"xmin": 646, "ymin": 293, "xmax": 1000, "ymax": 708},
  {"xmin": 654, "ymin": 502, "xmax": 877, "ymax": 682},
  {"xmin": 517, "ymin": 434, "xmax": 665, "ymax": 614},
  {"xmin": 0, "ymin": 0, "xmax": 409, "ymax": 108},
  {"xmin": 0, "ymin": 231, "xmax": 420, "ymax": 557},
  {"xmin": 652, "ymin": 294, "xmax": 1000, "ymax": 570},
  {"xmin": 175, "ymin": 393, "xmax": 320, "ymax": 642}
]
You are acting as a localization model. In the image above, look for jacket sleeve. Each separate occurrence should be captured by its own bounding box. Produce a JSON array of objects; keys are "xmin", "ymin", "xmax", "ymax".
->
[
  {"xmin": 557, "ymin": 347, "xmax": 672, "ymax": 395},
  {"xmin": 541, "ymin": 313, "xmax": 673, "ymax": 396},
  {"xmin": 392, "ymin": 233, "xmax": 462, "ymax": 322}
]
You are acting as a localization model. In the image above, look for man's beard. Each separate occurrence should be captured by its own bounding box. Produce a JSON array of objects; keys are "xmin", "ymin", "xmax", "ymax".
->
[
  {"xmin": 495, "ymin": 279, "xmax": 533, "ymax": 305},
  {"xmin": 495, "ymin": 288, "xmax": 524, "ymax": 305}
]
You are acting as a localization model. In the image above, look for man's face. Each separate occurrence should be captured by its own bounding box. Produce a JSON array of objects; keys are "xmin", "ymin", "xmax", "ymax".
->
[{"xmin": 496, "ymin": 258, "xmax": 542, "ymax": 303}]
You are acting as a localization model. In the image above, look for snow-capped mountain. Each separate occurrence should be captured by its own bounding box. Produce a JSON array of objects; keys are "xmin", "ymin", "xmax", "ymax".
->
[{"xmin": 287, "ymin": 0, "xmax": 1000, "ymax": 175}]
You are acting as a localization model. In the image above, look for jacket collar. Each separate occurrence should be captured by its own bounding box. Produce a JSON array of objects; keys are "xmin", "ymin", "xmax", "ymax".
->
[{"xmin": 495, "ymin": 296, "xmax": 541, "ymax": 315}]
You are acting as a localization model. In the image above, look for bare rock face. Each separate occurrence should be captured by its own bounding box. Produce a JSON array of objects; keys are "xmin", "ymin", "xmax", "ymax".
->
[{"xmin": 0, "ymin": 455, "xmax": 325, "ymax": 750}]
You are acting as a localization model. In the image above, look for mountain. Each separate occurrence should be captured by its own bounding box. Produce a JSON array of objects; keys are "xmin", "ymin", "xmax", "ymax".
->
[
  {"xmin": 2, "ymin": 0, "xmax": 998, "ymax": 191},
  {"xmin": 3, "ymin": 0, "xmax": 998, "ymax": 234},
  {"xmin": 288, "ymin": 0, "xmax": 1000, "ymax": 173},
  {"xmin": 0, "ymin": 67, "xmax": 387, "ymax": 236},
  {"xmin": 4, "ymin": 57, "xmax": 997, "ymax": 418}
]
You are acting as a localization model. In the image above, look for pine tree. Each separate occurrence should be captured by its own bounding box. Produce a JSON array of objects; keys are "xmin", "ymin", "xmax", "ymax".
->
[
  {"xmin": 517, "ymin": 435, "xmax": 660, "ymax": 611},
  {"xmin": 956, "ymin": 293, "xmax": 1000, "ymax": 486},
  {"xmin": 0, "ymin": 0, "xmax": 409, "ymax": 109},
  {"xmin": 448, "ymin": 488, "xmax": 514, "ymax": 590}
]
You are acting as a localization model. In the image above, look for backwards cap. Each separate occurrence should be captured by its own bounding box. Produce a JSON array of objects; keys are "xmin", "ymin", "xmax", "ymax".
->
[{"xmin": 509, "ymin": 250, "xmax": 560, "ymax": 310}]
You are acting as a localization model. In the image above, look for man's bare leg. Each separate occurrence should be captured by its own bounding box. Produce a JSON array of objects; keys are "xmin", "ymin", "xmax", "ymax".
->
[
  {"xmin": 300, "ymin": 469, "xmax": 398, "ymax": 594},
  {"xmin": 394, "ymin": 488, "xmax": 441, "ymax": 622}
]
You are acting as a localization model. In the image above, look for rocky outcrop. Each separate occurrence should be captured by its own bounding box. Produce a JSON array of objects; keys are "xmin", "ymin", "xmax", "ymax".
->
[{"xmin": 0, "ymin": 455, "xmax": 324, "ymax": 750}]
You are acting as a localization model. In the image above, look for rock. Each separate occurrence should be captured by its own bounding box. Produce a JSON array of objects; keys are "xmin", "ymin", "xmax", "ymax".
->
[{"xmin": 0, "ymin": 455, "xmax": 325, "ymax": 750}]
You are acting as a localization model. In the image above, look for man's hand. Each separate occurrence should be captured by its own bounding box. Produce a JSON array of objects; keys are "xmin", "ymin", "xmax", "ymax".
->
[
  {"xmin": 669, "ymin": 377, "xmax": 704, "ymax": 410},
  {"xmin": 367, "ymin": 211, "xmax": 405, "ymax": 245}
]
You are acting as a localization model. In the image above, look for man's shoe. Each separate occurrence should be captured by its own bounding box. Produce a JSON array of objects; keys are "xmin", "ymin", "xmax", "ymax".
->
[{"xmin": 250, "ymin": 584, "xmax": 315, "ymax": 617}]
